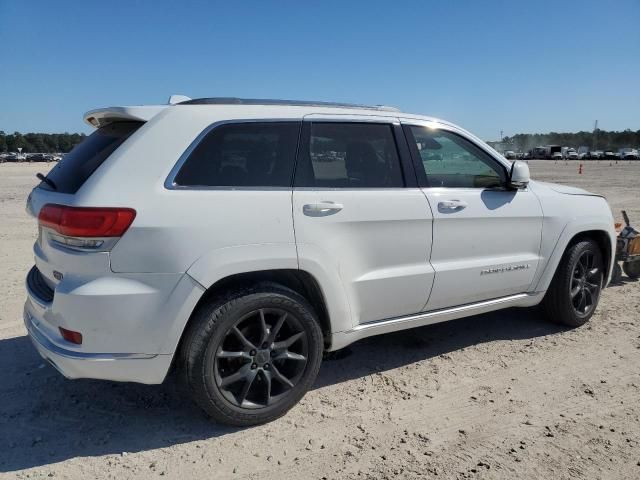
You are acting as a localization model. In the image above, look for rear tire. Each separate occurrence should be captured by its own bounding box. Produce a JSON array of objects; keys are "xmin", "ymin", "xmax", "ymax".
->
[
  {"xmin": 542, "ymin": 240, "xmax": 604, "ymax": 327},
  {"xmin": 180, "ymin": 285, "xmax": 323, "ymax": 426}
]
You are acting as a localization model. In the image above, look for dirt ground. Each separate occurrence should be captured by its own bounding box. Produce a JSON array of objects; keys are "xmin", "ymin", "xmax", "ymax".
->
[{"xmin": 1, "ymin": 160, "xmax": 639, "ymax": 479}]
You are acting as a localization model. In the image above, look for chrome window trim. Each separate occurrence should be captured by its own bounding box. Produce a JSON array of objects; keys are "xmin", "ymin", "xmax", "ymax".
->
[
  {"xmin": 293, "ymin": 187, "xmax": 415, "ymax": 192},
  {"xmin": 299, "ymin": 115, "xmax": 408, "ymax": 189},
  {"xmin": 302, "ymin": 113, "xmax": 401, "ymax": 125},
  {"xmin": 164, "ymin": 118, "xmax": 302, "ymax": 191}
]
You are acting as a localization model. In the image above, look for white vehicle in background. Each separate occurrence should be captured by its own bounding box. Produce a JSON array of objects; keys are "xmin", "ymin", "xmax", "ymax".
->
[
  {"xmin": 504, "ymin": 150, "xmax": 516, "ymax": 159},
  {"xmin": 619, "ymin": 148, "xmax": 638, "ymax": 160},
  {"xmin": 564, "ymin": 148, "xmax": 579, "ymax": 160},
  {"xmin": 551, "ymin": 151, "xmax": 563, "ymax": 160},
  {"xmin": 24, "ymin": 96, "xmax": 616, "ymax": 426},
  {"xmin": 577, "ymin": 146, "xmax": 589, "ymax": 159}
]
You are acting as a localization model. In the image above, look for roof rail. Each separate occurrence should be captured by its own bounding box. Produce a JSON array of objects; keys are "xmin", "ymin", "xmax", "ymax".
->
[{"xmin": 177, "ymin": 97, "xmax": 401, "ymax": 112}]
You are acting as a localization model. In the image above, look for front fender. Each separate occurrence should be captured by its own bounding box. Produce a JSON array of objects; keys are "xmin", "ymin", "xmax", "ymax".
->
[{"xmin": 532, "ymin": 217, "xmax": 615, "ymax": 293}]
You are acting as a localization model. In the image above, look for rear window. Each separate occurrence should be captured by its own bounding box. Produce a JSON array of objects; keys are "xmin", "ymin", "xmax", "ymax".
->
[
  {"xmin": 40, "ymin": 121, "xmax": 143, "ymax": 194},
  {"xmin": 172, "ymin": 122, "xmax": 300, "ymax": 188},
  {"xmin": 295, "ymin": 122, "xmax": 404, "ymax": 188}
]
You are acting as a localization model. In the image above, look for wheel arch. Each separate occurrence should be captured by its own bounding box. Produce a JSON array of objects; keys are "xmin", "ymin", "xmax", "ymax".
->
[
  {"xmin": 534, "ymin": 226, "xmax": 616, "ymax": 292},
  {"xmin": 567, "ymin": 230, "xmax": 612, "ymax": 277},
  {"xmin": 174, "ymin": 269, "xmax": 333, "ymax": 360}
]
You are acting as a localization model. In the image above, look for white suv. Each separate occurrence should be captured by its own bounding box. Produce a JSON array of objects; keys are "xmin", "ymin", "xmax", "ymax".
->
[{"xmin": 25, "ymin": 97, "xmax": 615, "ymax": 426}]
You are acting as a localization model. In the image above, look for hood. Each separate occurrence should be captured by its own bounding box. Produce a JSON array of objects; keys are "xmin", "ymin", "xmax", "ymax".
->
[{"xmin": 534, "ymin": 181, "xmax": 601, "ymax": 197}]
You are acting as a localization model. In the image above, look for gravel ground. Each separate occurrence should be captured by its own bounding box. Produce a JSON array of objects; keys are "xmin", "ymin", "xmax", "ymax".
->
[{"xmin": 0, "ymin": 160, "xmax": 639, "ymax": 479}]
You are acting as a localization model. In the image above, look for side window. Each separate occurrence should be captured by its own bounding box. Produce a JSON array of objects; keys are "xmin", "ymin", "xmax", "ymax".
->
[
  {"xmin": 173, "ymin": 122, "xmax": 300, "ymax": 187},
  {"xmin": 407, "ymin": 126, "xmax": 505, "ymax": 188},
  {"xmin": 296, "ymin": 122, "xmax": 404, "ymax": 188}
]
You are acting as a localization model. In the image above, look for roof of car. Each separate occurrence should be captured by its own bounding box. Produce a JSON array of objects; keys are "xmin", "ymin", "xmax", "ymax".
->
[{"xmin": 84, "ymin": 96, "xmax": 454, "ymax": 130}]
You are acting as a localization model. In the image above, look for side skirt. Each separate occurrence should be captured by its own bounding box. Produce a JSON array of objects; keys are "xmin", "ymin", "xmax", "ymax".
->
[{"xmin": 328, "ymin": 292, "xmax": 545, "ymax": 351}]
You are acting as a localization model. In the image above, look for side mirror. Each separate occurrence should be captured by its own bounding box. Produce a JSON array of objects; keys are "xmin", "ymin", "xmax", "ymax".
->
[{"xmin": 509, "ymin": 160, "xmax": 530, "ymax": 189}]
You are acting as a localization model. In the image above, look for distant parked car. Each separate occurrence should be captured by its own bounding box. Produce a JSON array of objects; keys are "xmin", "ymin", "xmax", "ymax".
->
[
  {"xmin": 603, "ymin": 151, "xmax": 616, "ymax": 160},
  {"xmin": 589, "ymin": 151, "xmax": 603, "ymax": 159},
  {"xmin": 551, "ymin": 151, "xmax": 563, "ymax": 160},
  {"xmin": 28, "ymin": 153, "xmax": 47, "ymax": 162},
  {"xmin": 504, "ymin": 150, "xmax": 516, "ymax": 159},
  {"xmin": 619, "ymin": 148, "xmax": 638, "ymax": 160},
  {"xmin": 565, "ymin": 150, "xmax": 579, "ymax": 160}
]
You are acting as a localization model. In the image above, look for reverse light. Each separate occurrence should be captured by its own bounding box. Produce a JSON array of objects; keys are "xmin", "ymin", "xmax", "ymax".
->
[
  {"xmin": 38, "ymin": 204, "xmax": 136, "ymax": 238},
  {"xmin": 59, "ymin": 327, "xmax": 83, "ymax": 345}
]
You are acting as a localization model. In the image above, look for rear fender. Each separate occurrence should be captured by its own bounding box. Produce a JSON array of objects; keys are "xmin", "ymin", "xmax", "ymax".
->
[{"xmin": 175, "ymin": 243, "xmax": 352, "ymax": 351}]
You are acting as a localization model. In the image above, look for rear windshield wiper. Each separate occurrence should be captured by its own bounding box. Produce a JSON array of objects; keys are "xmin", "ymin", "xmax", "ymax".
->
[{"xmin": 36, "ymin": 173, "xmax": 57, "ymax": 191}]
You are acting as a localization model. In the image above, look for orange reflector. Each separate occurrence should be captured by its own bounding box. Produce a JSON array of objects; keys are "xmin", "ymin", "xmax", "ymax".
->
[{"xmin": 59, "ymin": 327, "xmax": 83, "ymax": 345}]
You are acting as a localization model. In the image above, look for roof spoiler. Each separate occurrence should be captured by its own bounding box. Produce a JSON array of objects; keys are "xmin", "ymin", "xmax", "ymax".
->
[
  {"xmin": 83, "ymin": 105, "xmax": 167, "ymax": 128},
  {"xmin": 83, "ymin": 95, "xmax": 191, "ymax": 128}
]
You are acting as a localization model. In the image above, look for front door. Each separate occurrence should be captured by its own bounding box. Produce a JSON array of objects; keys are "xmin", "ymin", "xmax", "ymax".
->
[
  {"xmin": 292, "ymin": 117, "xmax": 435, "ymax": 326},
  {"xmin": 402, "ymin": 122, "xmax": 543, "ymax": 311}
]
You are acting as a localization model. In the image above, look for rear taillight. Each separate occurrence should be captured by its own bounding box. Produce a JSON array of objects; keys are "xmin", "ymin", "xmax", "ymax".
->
[
  {"xmin": 39, "ymin": 204, "xmax": 136, "ymax": 237},
  {"xmin": 38, "ymin": 204, "xmax": 136, "ymax": 251}
]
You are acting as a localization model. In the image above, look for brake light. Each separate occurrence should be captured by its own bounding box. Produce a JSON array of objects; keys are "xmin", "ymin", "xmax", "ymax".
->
[
  {"xmin": 38, "ymin": 204, "xmax": 136, "ymax": 238},
  {"xmin": 59, "ymin": 327, "xmax": 83, "ymax": 345}
]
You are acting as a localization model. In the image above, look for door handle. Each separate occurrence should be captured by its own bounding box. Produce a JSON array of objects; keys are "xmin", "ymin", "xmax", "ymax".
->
[
  {"xmin": 303, "ymin": 202, "xmax": 344, "ymax": 217},
  {"xmin": 438, "ymin": 199, "xmax": 468, "ymax": 211}
]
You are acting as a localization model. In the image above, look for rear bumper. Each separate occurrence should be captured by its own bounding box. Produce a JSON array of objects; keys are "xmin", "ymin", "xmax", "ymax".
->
[
  {"xmin": 23, "ymin": 264, "xmax": 203, "ymax": 384},
  {"xmin": 24, "ymin": 307, "xmax": 172, "ymax": 384}
]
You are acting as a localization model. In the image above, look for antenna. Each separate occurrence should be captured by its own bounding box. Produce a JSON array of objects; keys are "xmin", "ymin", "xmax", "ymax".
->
[{"xmin": 593, "ymin": 120, "xmax": 598, "ymax": 150}]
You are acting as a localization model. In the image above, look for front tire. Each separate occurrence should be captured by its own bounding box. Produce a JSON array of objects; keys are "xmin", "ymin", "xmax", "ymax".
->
[
  {"xmin": 181, "ymin": 285, "xmax": 323, "ymax": 426},
  {"xmin": 542, "ymin": 240, "xmax": 604, "ymax": 327}
]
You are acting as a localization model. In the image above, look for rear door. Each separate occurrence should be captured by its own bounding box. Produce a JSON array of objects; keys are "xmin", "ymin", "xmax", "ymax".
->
[
  {"xmin": 402, "ymin": 121, "xmax": 543, "ymax": 311},
  {"xmin": 292, "ymin": 115, "xmax": 434, "ymax": 326}
]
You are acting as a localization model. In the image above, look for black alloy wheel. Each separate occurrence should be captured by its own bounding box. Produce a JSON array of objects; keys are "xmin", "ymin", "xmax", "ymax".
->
[
  {"xmin": 214, "ymin": 308, "xmax": 309, "ymax": 409},
  {"xmin": 570, "ymin": 251, "xmax": 603, "ymax": 318},
  {"xmin": 181, "ymin": 285, "xmax": 323, "ymax": 426}
]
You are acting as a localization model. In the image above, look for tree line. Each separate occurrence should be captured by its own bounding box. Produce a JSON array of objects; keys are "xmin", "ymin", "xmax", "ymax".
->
[
  {"xmin": 0, "ymin": 131, "xmax": 86, "ymax": 153},
  {"xmin": 502, "ymin": 129, "xmax": 640, "ymax": 152},
  {"xmin": 2, "ymin": 128, "xmax": 639, "ymax": 155}
]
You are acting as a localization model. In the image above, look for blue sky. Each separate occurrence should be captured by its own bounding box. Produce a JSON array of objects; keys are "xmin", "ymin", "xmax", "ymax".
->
[{"xmin": 1, "ymin": 0, "xmax": 639, "ymax": 140}]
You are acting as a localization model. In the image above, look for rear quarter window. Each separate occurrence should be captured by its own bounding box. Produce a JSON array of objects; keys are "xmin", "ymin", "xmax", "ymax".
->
[
  {"xmin": 40, "ymin": 121, "xmax": 144, "ymax": 194},
  {"xmin": 172, "ymin": 122, "xmax": 301, "ymax": 188}
]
